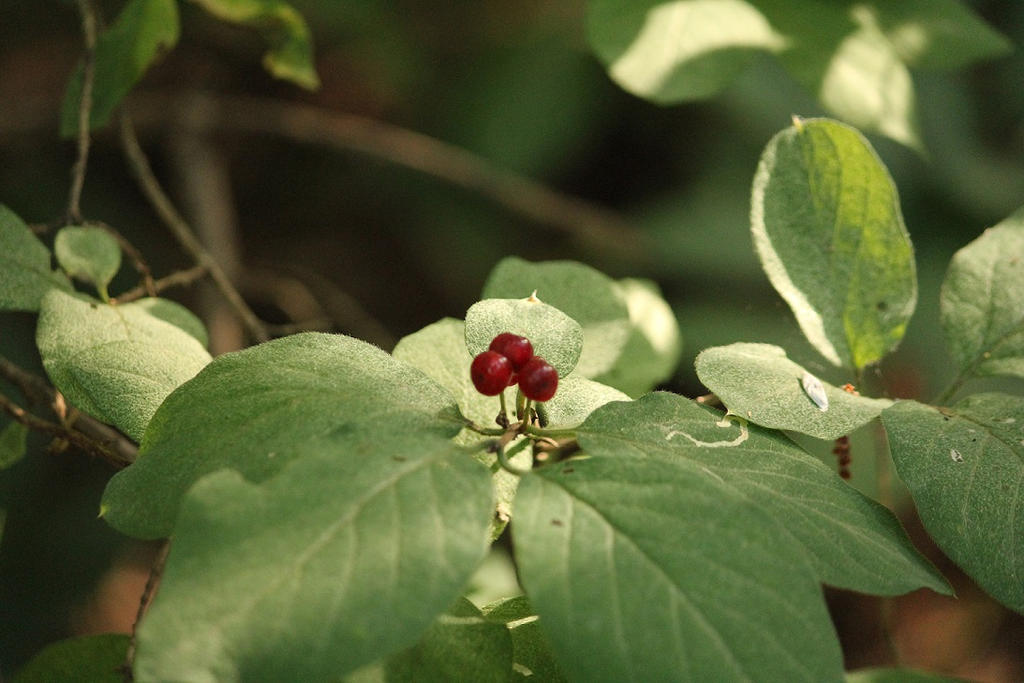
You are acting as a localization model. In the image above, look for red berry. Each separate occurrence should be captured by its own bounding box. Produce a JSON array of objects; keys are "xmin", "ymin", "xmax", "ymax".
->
[
  {"xmin": 518, "ymin": 357, "xmax": 558, "ymax": 402},
  {"xmin": 489, "ymin": 332, "xmax": 534, "ymax": 371},
  {"xmin": 471, "ymin": 351, "xmax": 513, "ymax": 396}
]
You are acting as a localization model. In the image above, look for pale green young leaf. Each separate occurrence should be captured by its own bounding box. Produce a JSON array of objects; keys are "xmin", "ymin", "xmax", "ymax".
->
[
  {"xmin": 592, "ymin": 278, "xmax": 683, "ymax": 397},
  {"xmin": 480, "ymin": 596, "xmax": 566, "ymax": 682},
  {"xmin": 872, "ymin": 0, "xmax": 1011, "ymax": 70},
  {"xmin": 751, "ymin": 117, "xmax": 917, "ymax": 369},
  {"xmin": 538, "ymin": 375, "xmax": 630, "ymax": 430},
  {"xmin": 465, "ymin": 299, "xmax": 583, "ymax": 377},
  {"xmin": 12, "ymin": 634, "xmax": 129, "ymax": 683},
  {"xmin": 940, "ymin": 208, "xmax": 1024, "ymax": 381},
  {"xmin": 0, "ymin": 205, "xmax": 72, "ymax": 311},
  {"xmin": 577, "ymin": 393, "xmax": 950, "ymax": 596},
  {"xmin": 36, "ymin": 290, "xmax": 212, "ymax": 442},
  {"xmin": 845, "ymin": 668, "xmax": 971, "ymax": 683},
  {"xmin": 101, "ymin": 332, "xmax": 462, "ymax": 539},
  {"xmin": 187, "ymin": 0, "xmax": 320, "ymax": 90},
  {"xmin": 882, "ymin": 394, "xmax": 1024, "ymax": 614},
  {"xmin": 54, "ymin": 225, "xmax": 121, "ymax": 299},
  {"xmin": 0, "ymin": 421, "xmax": 28, "ymax": 470},
  {"xmin": 514, "ymin": 456, "xmax": 844, "ymax": 681},
  {"xmin": 586, "ymin": 0, "xmax": 784, "ymax": 103},
  {"xmin": 133, "ymin": 437, "xmax": 492, "ymax": 681},
  {"xmin": 59, "ymin": 0, "xmax": 179, "ymax": 135},
  {"xmin": 482, "ymin": 258, "xmax": 631, "ymax": 378},
  {"xmin": 131, "ymin": 298, "xmax": 209, "ymax": 347},
  {"xmin": 696, "ymin": 343, "xmax": 892, "ymax": 439}
]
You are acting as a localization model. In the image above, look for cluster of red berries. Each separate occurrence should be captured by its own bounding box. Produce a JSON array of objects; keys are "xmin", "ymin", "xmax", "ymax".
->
[{"xmin": 470, "ymin": 332, "xmax": 558, "ymax": 402}]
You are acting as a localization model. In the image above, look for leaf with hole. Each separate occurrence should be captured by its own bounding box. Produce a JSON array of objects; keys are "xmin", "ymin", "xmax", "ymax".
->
[
  {"xmin": 751, "ymin": 118, "xmax": 917, "ymax": 369},
  {"xmin": 940, "ymin": 207, "xmax": 1024, "ymax": 382},
  {"xmin": 882, "ymin": 394, "xmax": 1024, "ymax": 614},
  {"xmin": 696, "ymin": 343, "xmax": 892, "ymax": 439},
  {"xmin": 576, "ymin": 392, "xmax": 949, "ymax": 596},
  {"xmin": 101, "ymin": 332, "xmax": 463, "ymax": 539},
  {"xmin": 133, "ymin": 436, "xmax": 492, "ymax": 681},
  {"xmin": 36, "ymin": 290, "xmax": 212, "ymax": 442},
  {"xmin": 0, "ymin": 205, "xmax": 72, "ymax": 312}
]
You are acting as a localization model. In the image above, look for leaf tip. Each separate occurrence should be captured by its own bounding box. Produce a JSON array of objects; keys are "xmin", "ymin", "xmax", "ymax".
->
[{"xmin": 791, "ymin": 114, "xmax": 805, "ymax": 131}]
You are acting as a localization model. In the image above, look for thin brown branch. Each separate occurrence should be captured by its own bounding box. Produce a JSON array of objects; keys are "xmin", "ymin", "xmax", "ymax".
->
[
  {"xmin": 89, "ymin": 220, "xmax": 158, "ymax": 297},
  {"xmin": 67, "ymin": 0, "xmax": 98, "ymax": 224},
  {"xmin": 122, "ymin": 540, "xmax": 171, "ymax": 682},
  {"xmin": 114, "ymin": 264, "xmax": 208, "ymax": 303},
  {"xmin": 0, "ymin": 355, "xmax": 137, "ymax": 467},
  {"xmin": 118, "ymin": 111, "xmax": 270, "ymax": 343},
  {"xmin": 130, "ymin": 92, "xmax": 648, "ymax": 261}
]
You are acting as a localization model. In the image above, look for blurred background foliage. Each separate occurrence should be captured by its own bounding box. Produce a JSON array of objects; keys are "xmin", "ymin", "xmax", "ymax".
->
[{"xmin": 1, "ymin": 0, "xmax": 1023, "ymax": 678}]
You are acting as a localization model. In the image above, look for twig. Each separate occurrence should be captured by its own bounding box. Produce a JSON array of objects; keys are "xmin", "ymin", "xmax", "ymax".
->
[
  {"xmin": 87, "ymin": 220, "xmax": 158, "ymax": 297},
  {"xmin": 114, "ymin": 264, "xmax": 208, "ymax": 303},
  {"xmin": 118, "ymin": 111, "xmax": 270, "ymax": 343},
  {"xmin": 67, "ymin": 0, "xmax": 98, "ymax": 224},
  {"xmin": 0, "ymin": 355, "xmax": 137, "ymax": 467},
  {"xmin": 122, "ymin": 540, "xmax": 171, "ymax": 682}
]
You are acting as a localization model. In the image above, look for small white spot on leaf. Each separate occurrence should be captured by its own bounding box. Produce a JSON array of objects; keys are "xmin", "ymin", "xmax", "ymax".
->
[
  {"xmin": 801, "ymin": 371, "xmax": 829, "ymax": 412},
  {"xmin": 950, "ymin": 448, "xmax": 964, "ymax": 463}
]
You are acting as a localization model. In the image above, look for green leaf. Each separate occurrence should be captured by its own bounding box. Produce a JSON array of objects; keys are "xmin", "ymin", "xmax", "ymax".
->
[
  {"xmin": 133, "ymin": 437, "xmax": 492, "ymax": 681},
  {"xmin": 940, "ymin": 207, "xmax": 1024, "ymax": 381},
  {"xmin": 695, "ymin": 343, "xmax": 892, "ymax": 439},
  {"xmin": 846, "ymin": 668, "xmax": 971, "ymax": 683},
  {"xmin": 101, "ymin": 332, "xmax": 462, "ymax": 539},
  {"xmin": 59, "ymin": 0, "xmax": 179, "ymax": 135},
  {"xmin": 0, "ymin": 205, "xmax": 72, "ymax": 311},
  {"xmin": 12, "ymin": 634, "xmax": 129, "ymax": 683},
  {"xmin": 36, "ymin": 290, "xmax": 212, "ymax": 442},
  {"xmin": 132, "ymin": 297, "xmax": 210, "ymax": 348},
  {"xmin": 513, "ymin": 456, "xmax": 844, "ymax": 681},
  {"xmin": 577, "ymin": 392, "xmax": 950, "ymax": 596},
  {"xmin": 592, "ymin": 278, "xmax": 683, "ymax": 397},
  {"xmin": 586, "ymin": 0, "xmax": 784, "ymax": 102},
  {"xmin": 539, "ymin": 375, "xmax": 630, "ymax": 429},
  {"xmin": 54, "ymin": 225, "xmax": 121, "ymax": 300},
  {"xmin": 480, "ymin": 596, "xmax": 567, "ymax": 682},
  {"xmin": 465, "ymin": 298, "xmax": 584, "ymax": 377},
  {"xmin": 0, "ymin": 420, "xmax": 28, "ymax": 470},
  {"xmin": 482, "ymin": 258, "xmax": 631, "ymax": 378},
  {"xmin": 872, "ymin": 0, "xmax": 1012, "ymax": 71},
  {"xmin": 751, "ymin": 117, "xmax": 917, "ymax": 369},
  {"xmin": 882, "ymin": 394, "xmax": 1024, "ymax": 613},
  {"xmin": 187, "ymin": 0, "xmax": 320, "ymax": 90}
]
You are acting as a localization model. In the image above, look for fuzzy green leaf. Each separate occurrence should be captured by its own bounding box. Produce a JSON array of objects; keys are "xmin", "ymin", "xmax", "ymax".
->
[
  {"xmin": 882, "ymin": 394, "xmax": 1024, "ymax": 614},
  {"xmin": 102, "ymin": 332, "xmax": 462, "ymax": 539},
  {"xmin": 187, "ymin": 0, "xmax": 319, "ymax": 89},
  {"xmin": 131, "ymin": 298, "xmax": 209, "ymax": 347},
  {"xmin": 133, "ymin": 437, "xmax": 492, "ymax": 681},
  {"xmin": 751, "ymin": 117, "xmax": 917, "ymax": 369},
  {"xmin": 586, "ymin": 0, "xmax": 784, "ymax": 102},
  {"xmin": 577, "ymin": 393, "xmax": 950, "ymax": 596},
  {"xmin": 60, "ymin": 0, "xmax": 179, "ymax": 135},
  {"xmin": 539, "ymin": 375, "xmax": 630, "ymax": 430},
  {"xmin": 13, "ymin": 634, "xmax": 129, "ymax": 683},
  {"xmin": 696, "ymin": 343, "xmax": 892, "ymax": 439},
  {"xmin": 872, "ymin": 0, "xmax": 1012, "ymax": 71},
  {"xmin": 465, "ymin": 298, "xmax": 583, "ymax": 377},
  {"xmin": 0, "ymin": 205, "xmax": 72, "ymax": 311},
  {"xmin": 36, "ymin": 290, "xmax": 212, "ymax": 442},
  {"xmin": 482, "ymin": 258, "xmax": 631, "ymax": 378},
  {"xmin": 480, "ymin": 596, "xmax": 566, "ymax": 682},
  {"xmin": 0, "ymin": 421, "xmax": 28, "ymax": 470},
  {"xmin": 514, "ymin": 456, "xmax": 844, "ymax": 681},
  {"xmin": 54, "ymin": 225, "xmax": 121, "ymax": 299},
  {"xmin": 940, "ymin": 208, "xmax": 1024, "ymax": 381}
]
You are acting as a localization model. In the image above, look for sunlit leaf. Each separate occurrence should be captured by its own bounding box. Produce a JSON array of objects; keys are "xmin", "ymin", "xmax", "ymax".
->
[
  {"xmin": 940, "ymin": 207, "xmax": 1024, "ymax": 381},
  {"xmin": 0, "ymin": 205, "xmax": 72, "ymax": 312},
  {"xmin": 102, "ymin": 332, "xmax": 462, "ymax": 539},
  {"xmin": 882, "ymin": 394, "xmax": 1024, "ymax": 613},
  {"xmin": 577, "ymin": 392, "xmax": 949, "ymax": 596},
  {"xmin": 465, "ymin": 298, "xmax": 583, "ymax": 377},
  {"xmin": 36, "ymin": 290, "xmax": 212, "ymax": 442},
  {"xmin": 696, "ymin": 342, "xmax": 892, "ymax": 439},
  {"xmin": 134, "ymin": 437, "xmax": 492, "ymax": 681},
  {"xmin": 54, "ymin": 225, "xmax": 121, "ymax": 300},
  {"xmin": 751, "ymin": 117, "xmax": 916, "ymax": 369}
]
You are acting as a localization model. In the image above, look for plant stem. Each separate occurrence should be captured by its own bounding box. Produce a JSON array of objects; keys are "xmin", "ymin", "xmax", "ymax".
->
[
  {"xmin": 114, "ymin": 264, "xmax": 208, "ymax": 303},
  {"xmin": 495, "ymin": 441, "xmax": 531, "ymax": 477},
  {"xmin": 67, "ymin": 0, "xmax": 97, "ymax": 224},
  {"xmin": 123, "ymin": 540, "xmax": 171, "ymax": 681}
]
